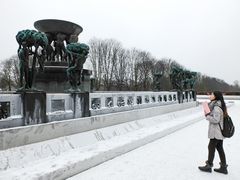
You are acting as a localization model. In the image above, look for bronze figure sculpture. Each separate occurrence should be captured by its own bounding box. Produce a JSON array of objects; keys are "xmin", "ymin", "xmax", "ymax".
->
[
  {"xmin": 66, "ymin": 43, "xmax": 90, "ymax": 92},
  {"xmin": 16, "ymin": 29, "xmax": 48, "ymax": 91}
]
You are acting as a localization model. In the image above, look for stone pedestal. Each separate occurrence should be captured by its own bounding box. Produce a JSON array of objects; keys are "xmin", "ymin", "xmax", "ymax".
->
[
  {"xmin": 183, "ymin": 90, "xmax": 196, "ymax": 102},
  {"xmin": 177, "ymin": 90, "xmax": 183, "ymax": 103},
  {"xmin": 35, "ymin": 62, "xmax": 92, "ymax": 93},
  {"xmin": 71, "ymin": 92, "xmax": 90, "ymax": 118},
  {"xmin": 192, "ymin": 90, "xmax": 197, "ymax": 101},
  {"xmin": 21, "ymin": 91, "xmax": 47, "ymax": 125},
  {"xmin": 184, "ymin": 90, "xmax": 189, "ymax": 102}
]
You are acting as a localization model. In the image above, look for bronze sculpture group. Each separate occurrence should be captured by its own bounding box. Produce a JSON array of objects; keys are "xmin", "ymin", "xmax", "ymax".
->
[
  {"xmin": 16, "ymin": 20, "xmax": 195, "ymax": 94},
  {"xmin": 170, "ymin": 65, "xmax": 197, "ymax": 103},
  {"xmin": 170, "ymin": 66, "xmax": 197, "ymax": 91},
  {"xmin": 16, "ymin": 28, "xmax": 89, "ymax": 92}
]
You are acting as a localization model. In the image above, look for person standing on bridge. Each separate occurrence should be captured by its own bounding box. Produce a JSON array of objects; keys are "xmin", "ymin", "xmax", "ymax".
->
[{"xmin": 198, "ymin": 91, "xmax": 228, "ymax": 174}]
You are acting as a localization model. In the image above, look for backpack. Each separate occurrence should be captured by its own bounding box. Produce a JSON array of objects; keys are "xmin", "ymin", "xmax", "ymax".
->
[
  {"xmin": 219, "ymin": 115, "xmax": 235, "ymax": 138},
  {"xmin": 215, "ymin": 104, "xmax": 235, "ymax": 138}
]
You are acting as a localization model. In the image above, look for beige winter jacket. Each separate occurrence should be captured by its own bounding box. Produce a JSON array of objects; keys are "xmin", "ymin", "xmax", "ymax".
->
[{"xmin": 206, "ymin": 100, "xmax": 224, "ymax": 140}]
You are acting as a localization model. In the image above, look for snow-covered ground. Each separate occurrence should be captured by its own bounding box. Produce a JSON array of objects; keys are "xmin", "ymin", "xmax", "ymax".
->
[
  {"xmin": 0, "ymin": 105, "xmax": 203, "ymax": 179},
  {"xmin": 68, "ymin": 100, "xmax": 240, "ymax": 180}
]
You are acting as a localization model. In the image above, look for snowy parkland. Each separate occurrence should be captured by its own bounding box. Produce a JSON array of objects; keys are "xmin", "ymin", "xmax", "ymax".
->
[{"xmin": 0, "ymin": 95, "xmax": 239, "ymax": 180}]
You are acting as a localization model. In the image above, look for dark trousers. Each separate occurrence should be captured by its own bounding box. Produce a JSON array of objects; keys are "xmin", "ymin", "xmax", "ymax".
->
[{"xmin": 208, "ymin": 138, "xmax": 226, "ymax": 165}]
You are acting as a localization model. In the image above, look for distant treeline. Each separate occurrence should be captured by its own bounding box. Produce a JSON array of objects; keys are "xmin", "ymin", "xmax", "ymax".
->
[
  {"xmin": 0, "ymin": 38, "xmax": 239, "ymax": 94},
  {"xmin": 198, "ymin": 91, "xmax": 240, "ymax": 95},
  {"xmin": 88, "ymin": 38, "xmax": 240, "ymax": 94}
]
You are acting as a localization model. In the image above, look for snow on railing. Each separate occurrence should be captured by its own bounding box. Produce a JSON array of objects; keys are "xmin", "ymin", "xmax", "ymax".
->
[
  {"xmin": 0, "ymin": 91, "xmax": 197, "ymax": 118},
  {"xmin": 0, "ymin": 91, "xmax": 196, "ymax": 128},
  {"xmin": 90, "ymin": 91, "xmax": 178, "ymax": 112}
]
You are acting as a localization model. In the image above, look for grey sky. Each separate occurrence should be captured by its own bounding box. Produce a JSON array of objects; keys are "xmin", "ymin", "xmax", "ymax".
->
[{"xmin": 1, "ymin": 0, "xmax": 240, "ymax": 84}]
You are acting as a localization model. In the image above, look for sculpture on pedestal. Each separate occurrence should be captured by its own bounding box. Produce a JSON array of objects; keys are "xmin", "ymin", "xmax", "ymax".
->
[
  {"xmin": 34, "ymin": 19, "xmax": 82, "ymax": 63},
  {"xmin": 182, "ymin": 70, "xmax": 197, "ymax": 90},
  {"xmin": 153, "ymin": 61, "xmax": 164, "ymax": 91},
  {"xmin": 32, "ymin": 19, "xmax": 91, "ymax": 93},
  {"xmin": 170, "ymin": 66, "xmax": 193, "ymax": 103},
  {"xmin": 153, "ymin": 72, "xmax": 163, "ymax": 91},
  {"xmin": 66, "ymin": 43, "xmax": 90, "ymax": 92},
  {"xmin": 189, "ymin": 72, "xmax": 197, "ymax": 89},
  {"xmin": 170, "ymin": 66, "xmax": 184, "ymax": 91},
  {"xmin": 170, "ymin": 66, "xmax": 198, "ymax": 103},
  {"xmin": 16, "ymin": 29, "xmax": 48, "ymax": 91}
]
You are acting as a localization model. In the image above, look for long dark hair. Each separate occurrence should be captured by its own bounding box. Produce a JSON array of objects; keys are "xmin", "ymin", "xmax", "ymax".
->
[{"xmin": 213, "ymin": 91, "xmax": 227, "ymax": 116}]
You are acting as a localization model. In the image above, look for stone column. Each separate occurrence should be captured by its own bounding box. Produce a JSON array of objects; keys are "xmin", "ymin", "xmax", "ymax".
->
[
  {"xmin": 192, "ymin": 90, "xmax": 197, "ymax": 101},
  {"xmin": 71, "ymin": 92, "xmax": 90, "ymax": 118},
  {"xmin": 21, "ymin": 91, "xmax": 47, "ymax": 125},
  {"xmin": 177, "ymin": 90, "xmax": 183, "ymax": 104},
  {"xmin": 185, "ymin": 90, "xmax": 189, "ymax": 102}
]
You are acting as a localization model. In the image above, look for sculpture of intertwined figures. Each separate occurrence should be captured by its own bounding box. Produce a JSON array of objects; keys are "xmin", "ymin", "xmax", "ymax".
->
[
  {"xmin": 153, "ymin": 72, "xmax": 163, "ymax": 91},
  {"xmin": 66, "ymin": 43, "xmax": 89, "ymax": 92},
  {"xmin": 16, "ymin": 29, "xmax": 48, "ymax": 91},
  {"xmin": 153, "ymin": 61, "xmax": 164, "ymax": 91},
  {"xmin": 170, "ymin": 66, "xmax": 184, "ymax": 91},
  {"xmin": 182, "ymin": 70, "xmax": 197, "ymax": 90}
]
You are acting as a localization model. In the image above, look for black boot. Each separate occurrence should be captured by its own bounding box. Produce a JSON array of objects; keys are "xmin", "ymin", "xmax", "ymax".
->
[
  {"xmin": 198, "ymin": 161, "xmax": 213, "ymax": 173},
  {"xmin": 214, "ymin": 163, "xmax": 228, "ymax": 174}
]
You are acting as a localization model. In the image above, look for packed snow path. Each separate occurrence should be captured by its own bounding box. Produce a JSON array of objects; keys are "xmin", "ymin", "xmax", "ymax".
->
[{"xmin": 69, "ymin": 101, "xmax": 240, "ymax": 180}]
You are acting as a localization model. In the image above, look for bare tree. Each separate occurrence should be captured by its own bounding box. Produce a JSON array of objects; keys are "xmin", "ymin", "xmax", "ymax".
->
[
  {"xmin": 9, "ymin": 55, "xmax": 20, "ymax": 86},
  {"xmin": 89, "ymin": 38, "xmax": 103, "ymax": 90},
  {"xmin": 102, "ymin": 39, "xmax": 122, "ymax": 90},
  {"xmin": 136, "ymin": 51, "xmax": 155, "ymax": 90},
  {"xmin": 88, "ymin": 38, "xmax": 239, "ymax": 93},
  {"xmin": 0, "ymin": 63, "xmax": 12, "ymax": 91},
  {"xmin": 0, "ymin": 55, "xmax": 20, "ymax": 91},
  {"xmin": 113, "ymin": 48, "xmax": 128, "ymax": 90},
  {"xmin": 89, "ymin": 38, "xmax": 123, "ymax": 90},
  {"xmin": 126, "ymin": 48, "xmax": 142, "ymax": 90}
]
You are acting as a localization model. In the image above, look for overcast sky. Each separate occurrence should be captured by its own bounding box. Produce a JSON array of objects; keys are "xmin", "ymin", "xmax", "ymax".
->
[{"xmin": 1, "ymin": 0, "xmax": 240, "ymax": 85}]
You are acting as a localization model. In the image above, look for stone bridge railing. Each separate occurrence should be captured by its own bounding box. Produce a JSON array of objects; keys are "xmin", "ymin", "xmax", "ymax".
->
[
  {"xmin": 90, "ymin": 91, "xmax": 179, "ymax": 115},
  {"xmin": 0, "ymin": 91, "xmax": 195, "ymax": 129}
]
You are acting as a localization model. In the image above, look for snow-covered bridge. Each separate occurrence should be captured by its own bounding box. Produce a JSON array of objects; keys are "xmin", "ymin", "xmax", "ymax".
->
[{"xmin": 0, "ymin": 95, "xmax": 239, "ymax": 180}]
